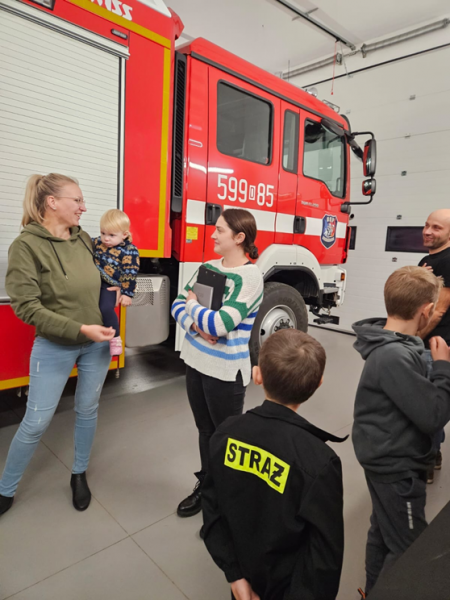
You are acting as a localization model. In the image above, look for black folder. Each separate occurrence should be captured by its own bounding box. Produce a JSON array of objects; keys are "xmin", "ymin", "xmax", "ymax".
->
[{"xmin": 194, "ymin": 265, "xmax": 226, "ymax": 311}]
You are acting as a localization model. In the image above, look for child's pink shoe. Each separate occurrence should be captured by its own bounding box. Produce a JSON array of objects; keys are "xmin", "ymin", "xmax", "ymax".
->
[{"xmin": 109, "ymin": 336, "xmax": 123, "ymax": 357}]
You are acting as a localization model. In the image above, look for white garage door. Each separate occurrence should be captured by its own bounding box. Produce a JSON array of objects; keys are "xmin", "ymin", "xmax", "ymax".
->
[
  {"xmin": 305, "ymin": 45, "xmax": 450, "ymax": 332},
  {"xmin": 0, "ymin": 1, "xmax": 126, "ymax": 297}
]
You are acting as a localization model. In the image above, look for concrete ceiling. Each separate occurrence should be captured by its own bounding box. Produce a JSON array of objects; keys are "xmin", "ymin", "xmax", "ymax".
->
[{"xmin": 167, "ymin": 0, "xmax": 450, "ymax": 73}]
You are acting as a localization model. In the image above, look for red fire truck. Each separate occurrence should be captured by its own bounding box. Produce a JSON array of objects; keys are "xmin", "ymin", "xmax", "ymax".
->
[{"xmin": 0, "ymin": 0, "xmax": 376, "ymax": 391}]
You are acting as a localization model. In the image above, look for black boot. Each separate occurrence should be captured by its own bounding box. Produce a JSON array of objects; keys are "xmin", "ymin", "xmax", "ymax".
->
[
  {"xmin": 0, "ymin": 494, "xmax": 14, "ymax": 516},
  {"xmin": 177, "ymin": 472, "xmax": 204, "ymax": 517},
  {"xmin": 70, "ymin": 472, "xmax": 91, "ymax": 511}
]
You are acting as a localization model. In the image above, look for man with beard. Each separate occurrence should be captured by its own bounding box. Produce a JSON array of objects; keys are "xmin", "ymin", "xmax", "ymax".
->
[{"xmin": 418, "ymin": 209, "xmax": 450, "ymax": 482}]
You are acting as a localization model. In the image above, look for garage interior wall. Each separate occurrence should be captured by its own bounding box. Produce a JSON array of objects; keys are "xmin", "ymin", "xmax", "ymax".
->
[
  {"xmin": 288, "ymin": 18, "xmax": 450, "ymax": 332},
  {"xmin": 0, "ymin": 5, "xmax": 122, "ymax": 297}
]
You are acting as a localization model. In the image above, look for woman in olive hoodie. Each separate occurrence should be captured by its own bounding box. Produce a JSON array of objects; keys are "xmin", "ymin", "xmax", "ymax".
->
[{"xmin": 0, "ymin": 173, "xmax": 115, "ymax": 516}]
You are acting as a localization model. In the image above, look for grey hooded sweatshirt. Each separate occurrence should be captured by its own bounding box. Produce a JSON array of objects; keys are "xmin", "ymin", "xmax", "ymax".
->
[{"xmin": 352, "ymin": 318, "xmax": 450, "ymax": 482}]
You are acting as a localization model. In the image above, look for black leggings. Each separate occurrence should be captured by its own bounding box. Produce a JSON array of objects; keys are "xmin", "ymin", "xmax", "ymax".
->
[
  {"xmin": 186, "ymin": 366, "xmax": 246, "ymax": 475},
  {"xmin": 99, "ymin": 280, "xmax": 119, "ymax": 335}
]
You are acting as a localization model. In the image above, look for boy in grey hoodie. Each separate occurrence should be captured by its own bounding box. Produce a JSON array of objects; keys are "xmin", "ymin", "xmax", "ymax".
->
[{"xmin": 352, "ymin": 266, "xmax": 450, "ymax": 595}]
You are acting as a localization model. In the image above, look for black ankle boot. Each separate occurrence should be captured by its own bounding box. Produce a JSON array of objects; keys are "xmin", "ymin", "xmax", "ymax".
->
[
  {"xmin": 177, "ymin": 472, "xmax": 204, "ymax": 517},
  {"xmin": 70, "ymin": 472, "xmax": 91, "ymax": 511},
  {"xmin": 0, "ymin": 494, "xmax": 14, "ymax": 516}
]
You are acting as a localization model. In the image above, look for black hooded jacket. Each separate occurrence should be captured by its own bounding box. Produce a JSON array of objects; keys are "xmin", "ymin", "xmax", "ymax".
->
[
  {"xmin": 202, "ymin": 400, "xmax": 346, "ymax": 600},
  {"xmin": 352, "ymin": 318, "xmax": 450, "ymax": 482}
]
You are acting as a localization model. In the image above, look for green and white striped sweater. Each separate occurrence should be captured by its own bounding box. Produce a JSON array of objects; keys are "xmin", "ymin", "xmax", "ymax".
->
[{"xmin": 171, "ymin": 259, "xmax": 264, "ymax": 386}]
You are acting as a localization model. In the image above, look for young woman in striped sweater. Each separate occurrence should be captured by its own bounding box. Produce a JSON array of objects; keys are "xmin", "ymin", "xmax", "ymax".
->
[{"xmin": 172, "ymin": 209, "xmax": 264, "ymax": 518}]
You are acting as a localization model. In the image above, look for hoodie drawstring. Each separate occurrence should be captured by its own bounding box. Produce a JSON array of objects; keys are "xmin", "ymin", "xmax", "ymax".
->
[
  {"xmin": 79, "ymin": 236, "xmax": 94, "ymax": 257},
  {"xmin": 49, "ymin": 241, "xmax": 68, "ymax": 280},
  {"xmin": 49, "ymin": 236, "xmax": 94, "ymax": 280}
]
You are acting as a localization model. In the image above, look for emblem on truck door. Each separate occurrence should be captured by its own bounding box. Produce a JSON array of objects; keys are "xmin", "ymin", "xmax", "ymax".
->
[{"xmin": 321, "ymin": 215, "xmax": 337, "ymax": 249}]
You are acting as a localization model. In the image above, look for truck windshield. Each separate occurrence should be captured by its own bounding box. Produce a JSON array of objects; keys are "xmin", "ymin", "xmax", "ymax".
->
[{"xmin": 303, "ymin": 120, "xmax": 345, "ymax": 198}]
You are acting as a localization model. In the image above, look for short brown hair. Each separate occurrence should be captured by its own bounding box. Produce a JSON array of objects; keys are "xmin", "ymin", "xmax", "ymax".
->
[
  {"xmin": 222, "ymin": 209, "xmax": 259, "ymax": 259},
  {"xmin": 259, "ymin": 329, "xmax": 326, "ymax": 406},
  {"xmin": 384, "ymin": 266, "xmax": 442, "ymax": 320}
]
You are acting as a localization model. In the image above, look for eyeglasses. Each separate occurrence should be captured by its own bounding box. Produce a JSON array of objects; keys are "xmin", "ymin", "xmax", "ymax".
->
[{"xmin": 55, "ymin": 196, "xmax": 86, "ymax": 206}]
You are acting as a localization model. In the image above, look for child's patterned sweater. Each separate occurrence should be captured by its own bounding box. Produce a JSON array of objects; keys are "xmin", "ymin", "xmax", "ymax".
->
[
  {"xmin": 171, "ymin": 259, "xmax": 264, "ymax": 386},
  {"xmin": 92, "ymin": 237, "xmax": 140, "ymax": 297}
]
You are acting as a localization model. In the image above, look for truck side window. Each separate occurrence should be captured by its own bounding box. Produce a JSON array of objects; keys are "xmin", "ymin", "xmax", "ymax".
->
[
  {"xmin": 217, "ymin": 82, "xmax": 272, "ymax": 165},
  {"xmin": 303, "ymin": 120, "xmax": 345, "ymax": 198},
  {"xmin": 282, "ymin": 110, "xmax": 299, "ymax": 174}
]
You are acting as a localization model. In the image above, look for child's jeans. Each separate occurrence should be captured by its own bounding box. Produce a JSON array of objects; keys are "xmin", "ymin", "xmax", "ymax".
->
[
  {"xmin": 99, "ymin": 280, "xmax": 119, "ymax": 335},
  {"xmin": 364, "ymin": 473, "xmax": 427, "ymax": 593},
  {"xmin": 424, "ymin": 349, "xmax": 446, "ymax": 451},
  {"xmin": 0, "ymin": 337, "xmax": 110, "ymax": 497}
]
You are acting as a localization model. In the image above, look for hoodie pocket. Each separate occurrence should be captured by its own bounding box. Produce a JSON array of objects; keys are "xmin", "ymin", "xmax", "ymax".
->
[{"xmin": 393, "ymin": 477, "xmax": 426, "ymax": 500}]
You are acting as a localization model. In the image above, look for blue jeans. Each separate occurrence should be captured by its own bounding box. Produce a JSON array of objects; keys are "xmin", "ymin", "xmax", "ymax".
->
[
  {"xmin": 0, "ymin": 337, "xmax": 110, "ymax": 497},
  {"xmin": 423, "ymin": 349, "xmax": 445, "ymax": 452}
]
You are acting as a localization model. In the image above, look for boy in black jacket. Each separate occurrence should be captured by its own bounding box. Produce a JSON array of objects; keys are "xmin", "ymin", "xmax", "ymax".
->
[
  {"xmin": 202, "ymin": 329, "xmax": 346, "ymax": 600},
  {"xmin": 352, "ymin": 266, "xmax": 450, "ymax": 595}
]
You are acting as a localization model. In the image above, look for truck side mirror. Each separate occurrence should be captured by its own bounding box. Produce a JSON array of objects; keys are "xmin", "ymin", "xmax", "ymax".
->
[
  {"xmin": 363, "ymin": 139, "xmax": 377, "ymax": 177},
  {"xmin": 362, "ymin": 178, "xmax": 376, "ymax": 196}
]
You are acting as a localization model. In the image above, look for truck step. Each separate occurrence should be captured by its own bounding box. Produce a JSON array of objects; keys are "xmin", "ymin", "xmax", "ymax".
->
[{"xmin": 313, "ymin": 315, "xmax": 340, "ymax": 325}]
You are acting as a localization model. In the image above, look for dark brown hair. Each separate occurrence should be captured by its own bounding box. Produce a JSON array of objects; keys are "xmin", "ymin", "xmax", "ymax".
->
[
  {"xmin": 259, "ymin": 329, "xmax": 326, "ymax": 406},
  {"xmin": 384, "ymin": 266, "xmax": 442, "ymax": 320},
  {"xmin": 221, "ymin": 209, "xmax": 259, "ymax": 259}
]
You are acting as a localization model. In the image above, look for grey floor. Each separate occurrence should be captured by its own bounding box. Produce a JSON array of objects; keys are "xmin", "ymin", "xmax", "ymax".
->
[{"xmin": 0, "ymin": 328, "xmax": 449, "ymax": 600}]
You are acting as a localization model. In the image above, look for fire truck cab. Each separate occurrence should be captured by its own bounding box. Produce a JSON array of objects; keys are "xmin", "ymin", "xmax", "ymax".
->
[
  {"xmin": 0, "ymin": 0, "xmax": 376, "ymax": 390},
  {"xmin": 170, "ymin": 38, "xmax": 375, "ymax": 360}
]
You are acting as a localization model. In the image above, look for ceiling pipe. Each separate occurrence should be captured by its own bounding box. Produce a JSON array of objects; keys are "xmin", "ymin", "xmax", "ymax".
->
[
  {"xmin": 284, "ymin": 53, "xmax": 344, "ymax": 79},
  {"xmin": 273, "ymin": 0, "xmax": 356, "ymax": 50},
  {"xmin": 361, "ymin": 18, "xmax": 449, "ymax": 56},
  {"xmin": 281, "ymin": 17, "xmax": 450, "ymax": 79}
]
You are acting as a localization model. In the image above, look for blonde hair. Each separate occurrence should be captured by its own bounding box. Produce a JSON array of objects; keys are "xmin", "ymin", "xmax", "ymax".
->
[
  {"xmin": 22, "ymin": 173, "xmax": 79, "ymax": 227},
  {"xmin": 100, "ymin": 209, "xmax": 132, "ymax": 241},
  {"xmin": 384, "ymin": 266, "xmax": 443, "ymax": 320}
]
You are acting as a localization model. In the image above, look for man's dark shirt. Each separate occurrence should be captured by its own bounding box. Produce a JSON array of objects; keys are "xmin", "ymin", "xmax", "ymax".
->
[{"xmin": 418, "ymin": 247, "xmax": 450, "ymax": 346}]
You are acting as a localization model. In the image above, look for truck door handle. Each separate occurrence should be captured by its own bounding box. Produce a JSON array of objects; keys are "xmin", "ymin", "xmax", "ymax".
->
[
  {"xmin": 294, "ymin": 216, "xmax": 306, "ymax": 234},
  {"xmin": 205, "ymin": 203, "xmax": 222, "ymax": 226}
]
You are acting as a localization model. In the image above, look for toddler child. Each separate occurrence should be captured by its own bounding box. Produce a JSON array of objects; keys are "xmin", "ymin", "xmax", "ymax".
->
[{"xmin": 92, "ymin": 209, "xmax": 140, "ymax": 356}]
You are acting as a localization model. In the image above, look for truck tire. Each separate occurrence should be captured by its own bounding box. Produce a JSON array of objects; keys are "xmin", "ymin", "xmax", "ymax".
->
[{"xmin": 249, "ymin": 282, "xmax": 308, "ymax": 366}]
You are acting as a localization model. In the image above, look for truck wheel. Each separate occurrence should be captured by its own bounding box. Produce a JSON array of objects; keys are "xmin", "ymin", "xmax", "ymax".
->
[{"xmin": 249, "ymin": 282, "xmax": 308, "ymax": 366}]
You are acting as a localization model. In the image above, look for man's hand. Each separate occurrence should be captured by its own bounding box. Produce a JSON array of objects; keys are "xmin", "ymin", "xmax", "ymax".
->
[
  {"xmin": 191, "ymin": 323, "xmax": 218, "ymax": 345},
  {"xmin": 120, "ymin": 295, "xmax": 132, "ymax": 307},
  {"xmin": 107, "ymin": 286, "xmax": 121, "ymax": 307},
  {"xmin": 80, "ymin": 324, "xmax": 115, "ymax": 342},
  {"xmin": 186, "ymin": 290, "xmax": 198, "ymax": 303},
  {"xmin": 430, "ymin": 336, "xmax": 450, "ymax": 362},
  {"xmin": 230, "ymin": 579, "xmax": 261, "ymax": 600}
]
